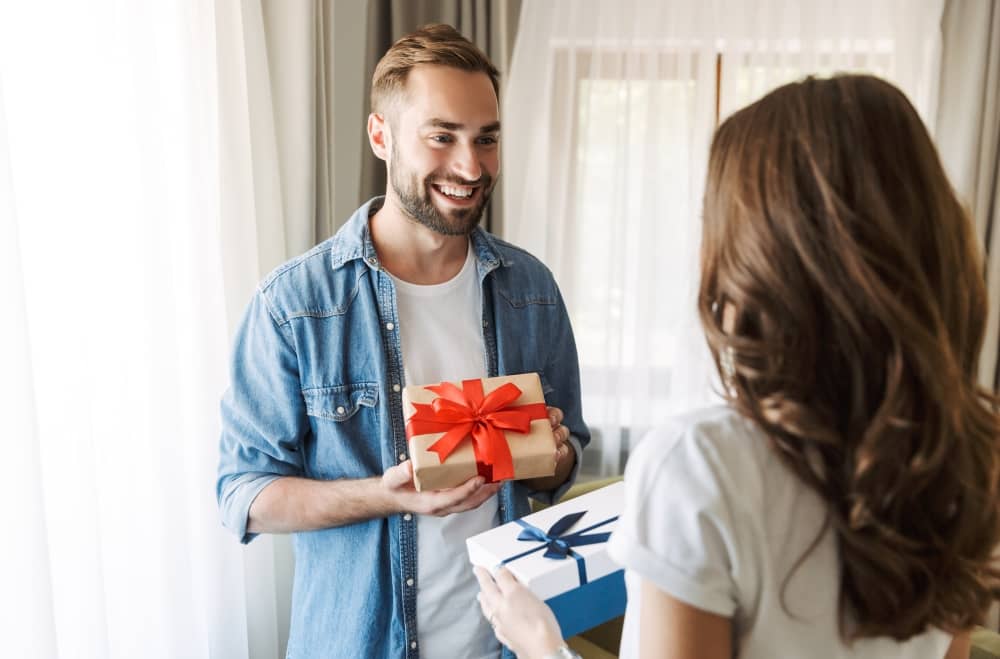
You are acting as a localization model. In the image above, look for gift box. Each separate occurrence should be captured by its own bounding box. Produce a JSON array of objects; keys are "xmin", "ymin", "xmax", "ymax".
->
[
  {"xmin": 466, "ymin": 482, "xmax": 626, "ymax": 639},
  {"xmin": 402, "ymin": 372, "xmax": 556, "ymax": 491}
]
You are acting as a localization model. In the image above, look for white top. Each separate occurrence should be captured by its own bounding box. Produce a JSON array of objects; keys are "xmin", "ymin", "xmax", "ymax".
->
[
  {"xmin": 392, "ymin": 244, "xmax": 501, "ymax": 659},
  {"xmin": 607, "ymin": 405, "xmax": 953, "ymax": 659}
]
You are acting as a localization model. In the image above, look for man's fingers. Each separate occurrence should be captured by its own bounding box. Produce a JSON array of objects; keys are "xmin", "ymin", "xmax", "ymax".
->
[
  {"xmin": 465, "ymin": 483, "xmax": 502, "ymax": 509},
  {"xmin": 422, "ymin": 475, "xmax": 502, "ymax": 516},
  {"xmin": 428, "ymin": 476, "xmax": 483, "ymax": 512},
  {"xmin": 457, "ymin": 474, "xmax": 486, "ymax": 496},
  {"xmin": 554, "ymin": 441, "xmax": 569, "ymax": 462},
  {"xmin": 551, "ymin": 430, "xmax": 572, "ymax": 464},
  {"xmin": 382, "ymin": 460, "xmax": 414, "ymax": 489},
  {"xmin": 435, "ymin": 482, "xmax": 500, "ymax": 516},
  {"xmin": 546, "ymin": 405, "xmax": 564, "ymax": 428}
]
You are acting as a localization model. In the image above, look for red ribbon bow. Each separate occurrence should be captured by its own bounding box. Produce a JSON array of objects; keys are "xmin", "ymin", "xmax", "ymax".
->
[{"xmin": 404, "ymin": 379, "xmax": 549, "ymax": 482}]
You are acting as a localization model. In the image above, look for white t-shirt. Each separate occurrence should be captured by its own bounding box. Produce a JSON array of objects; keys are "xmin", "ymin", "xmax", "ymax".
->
[
  {"xmin": 392, "ymin": 244, "xmax": 501, "ymax": 659},
  {"xmin": 607, "ymin": 405, "xmax": 953, "ymax": 659}
]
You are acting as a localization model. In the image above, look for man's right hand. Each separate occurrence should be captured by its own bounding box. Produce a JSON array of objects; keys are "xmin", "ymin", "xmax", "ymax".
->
[
  {"xmin": 381, "ymin": 460, "xmax": 502, "ymax": 516},
  {"xmin": 247, "ymin": 463, "xmax": 502, "ymax": 535}
]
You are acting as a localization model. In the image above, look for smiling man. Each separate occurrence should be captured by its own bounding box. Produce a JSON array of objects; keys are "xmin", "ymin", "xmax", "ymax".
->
[{"xmin": 216, "ymin": 24, "xmax": 588, "ymax": 659}]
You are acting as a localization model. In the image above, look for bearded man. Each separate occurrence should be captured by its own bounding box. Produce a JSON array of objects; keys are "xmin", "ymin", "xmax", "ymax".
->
[{"xmin": 216, "ymin": 24, "xmax": 588, "ymax": 659}]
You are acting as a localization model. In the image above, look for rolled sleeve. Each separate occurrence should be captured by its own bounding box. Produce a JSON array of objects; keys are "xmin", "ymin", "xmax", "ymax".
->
[
  {"xmin": 218, "ymin": 472, "xmax": 283, "ymax": 544},
  {"xmin": 216, "ymin": 289, "xmax": 307, "ymax": 543},
  {"xmin": 606, "ymin": 426, "xmax": 741, "ymax": 617}
]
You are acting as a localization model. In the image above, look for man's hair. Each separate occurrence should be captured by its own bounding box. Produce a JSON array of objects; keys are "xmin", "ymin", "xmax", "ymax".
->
[
  {"xmin": 370, "ymin": 24, "xmax": 499, "ymax": 115},
  {"xmin": 699, "ymin": 74, "xmax": 1000, "ymax": 641}
]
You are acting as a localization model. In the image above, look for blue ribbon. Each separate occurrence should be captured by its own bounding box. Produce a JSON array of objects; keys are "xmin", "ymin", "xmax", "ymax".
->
[{"xmin": 499, "ymin": 510, "xmax": 618, "ymax": 586}]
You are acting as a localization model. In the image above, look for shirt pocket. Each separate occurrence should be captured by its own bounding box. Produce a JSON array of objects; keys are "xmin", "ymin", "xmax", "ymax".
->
[
  {"xmin": 302, "ymin": 382, "xmax": 379, "ymax": 421},
  {"xmin": 301, "ymin": 382, "xmax": 381, "ymax": 479}
]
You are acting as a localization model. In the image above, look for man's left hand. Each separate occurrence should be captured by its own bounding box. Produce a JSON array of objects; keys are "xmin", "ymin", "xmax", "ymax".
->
[
  {"xmin": 521, "ymin": 406, "xmax": 576, "ymax": 492},
  {"xmin": 549, "ymin": 405, "xmax": 574, "ymax": 471}
]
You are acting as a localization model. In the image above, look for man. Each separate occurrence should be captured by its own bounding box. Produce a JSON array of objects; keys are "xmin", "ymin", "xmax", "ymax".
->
[{"xmin": 217, "ymin": 24, "xmax": 588, "ymax": 659}]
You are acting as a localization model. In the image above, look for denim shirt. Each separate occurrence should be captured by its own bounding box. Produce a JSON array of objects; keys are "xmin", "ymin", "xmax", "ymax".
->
[{"xmin": 217, "ymin": 198, "xmax": 589, "ymax": 659}]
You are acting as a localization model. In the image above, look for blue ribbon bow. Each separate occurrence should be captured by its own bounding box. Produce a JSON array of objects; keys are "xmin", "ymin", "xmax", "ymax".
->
[{"xmin": 500, "ymin": 510, "xmax": 618, "ymax": 586}]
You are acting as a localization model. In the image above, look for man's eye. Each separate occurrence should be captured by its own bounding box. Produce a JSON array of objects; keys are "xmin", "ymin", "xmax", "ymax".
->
[
  {"xmin": 477, "ymin": 135, "xmax": 499, "ymax": 145},
  {"xmin": 431, "ymin": 134, "xmax": 454, "ymax": 143}
]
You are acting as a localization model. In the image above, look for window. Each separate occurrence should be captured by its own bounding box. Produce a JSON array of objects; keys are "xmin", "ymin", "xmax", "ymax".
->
[{"xmin": 559, "ymin": 41, "xmax": 903, "ymax": 477}]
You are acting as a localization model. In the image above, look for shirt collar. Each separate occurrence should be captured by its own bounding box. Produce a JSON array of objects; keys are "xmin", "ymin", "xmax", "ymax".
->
[{"xmin": 329, "ymin": 196, "xmax": 510, "ymax": 275}]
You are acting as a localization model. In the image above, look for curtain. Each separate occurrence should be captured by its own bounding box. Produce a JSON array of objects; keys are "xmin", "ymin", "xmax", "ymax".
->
[
  {"xmin": 218, "ymin": 0, "xmax": 339, "ymax": 315},
  {"xmin": 504, "ymin": 0, "xmax": 945, "ymax": 477},
  {"xmin": 218, "ymin": 3, "xmax": 373, "ymax": 652},
  {"xmin": 360, "ymin": 0, "xmax": 522, "ymax": 236},
  {"xmin": 0, "ymin": 0, "xmax": 305, "ymax": 656},
  {"xmin": 935, "ymin": 1, "xmax": 1000, "ymax": 630},
  {"xmin": 935, "ymin": 0, "xmax": 1000, "ymax": 392},
  {"xmin": 1, "ymin": 69, "xmax": 57, "ymax": 659}
]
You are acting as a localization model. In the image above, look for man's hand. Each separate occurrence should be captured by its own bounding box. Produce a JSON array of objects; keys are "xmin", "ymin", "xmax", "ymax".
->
[
  {"xmin": 382, "ymin": 460, "xmax": 502, "ymax": 516},
  {"xmin": 248, "ymin": 405, "xmax": 575, "ymax": 534},
  {"xmin": 247, "ymin": 460, "xmax": 502, "ymax": 534},
  {"xmin": 521, "ymin": 406, "xmax": 576, "ymax": 493}
]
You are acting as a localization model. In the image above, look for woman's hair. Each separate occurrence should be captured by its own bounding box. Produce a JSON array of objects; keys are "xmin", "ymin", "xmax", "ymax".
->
[{"xmin": 698, "ymin": 74, "xmax": 1000, "ymax": 641}]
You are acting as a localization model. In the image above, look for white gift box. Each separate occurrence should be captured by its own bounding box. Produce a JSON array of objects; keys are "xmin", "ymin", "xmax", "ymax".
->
[{"xmin": 466, "ymin": 481, "xmax": 626, "ymax": 637}]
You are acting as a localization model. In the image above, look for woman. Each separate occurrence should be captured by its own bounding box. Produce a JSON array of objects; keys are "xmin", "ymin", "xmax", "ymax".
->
[{"xmin": 474, "ymin": 75, "xmax": 1000, "ymax": 659}]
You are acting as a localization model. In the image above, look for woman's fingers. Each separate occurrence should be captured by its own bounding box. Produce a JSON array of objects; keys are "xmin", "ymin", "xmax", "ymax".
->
[
  {"xmin": 492, "ymin": 566, "xmax": 522, "ymax": 594},
  {"xmin": 474, "ymin": 566, "xmax": 502, "ymax": 603}
]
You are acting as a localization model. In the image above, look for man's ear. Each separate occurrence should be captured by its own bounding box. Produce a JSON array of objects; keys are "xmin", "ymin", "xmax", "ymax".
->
[{"xmin": 367, "ymin": 112, "xmax": 390, "ymax": 161}]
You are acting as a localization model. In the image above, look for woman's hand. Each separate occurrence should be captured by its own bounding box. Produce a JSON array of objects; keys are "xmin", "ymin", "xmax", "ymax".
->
[{"xmin": 474, "ymin": 566, "xmax": 565, "ymax": 659}]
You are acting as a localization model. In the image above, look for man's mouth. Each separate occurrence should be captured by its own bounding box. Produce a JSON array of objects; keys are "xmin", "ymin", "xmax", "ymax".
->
[{"xmin": 431, "ymin": 182, "xmax": 478, "ymax": 202}]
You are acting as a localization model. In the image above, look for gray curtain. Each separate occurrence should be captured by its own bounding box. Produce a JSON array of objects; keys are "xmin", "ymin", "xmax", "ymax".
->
[
  {"xmin": 935, "ymin": 0, "xmax": 1000, "ymax": 391},
  {"xmin": 259, "ymin": 0, "xmax": 337, "ymax": 255},
  {"xmin": 360, "ymin": 0, "xmax": 522, "ymax": 236},
  {"xmin": 236, "ymin": 1, "xmax": 368, "ymax": 264}
]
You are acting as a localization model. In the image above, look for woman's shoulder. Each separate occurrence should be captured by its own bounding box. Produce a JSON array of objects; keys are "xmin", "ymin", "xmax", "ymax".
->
[
  {"xmin": 611, "ymin": 405, "xmax": 773, "ymax": 620},
  {"xmin": 622, "ymin": 404, "xmax": 786, "ymax": 532},
  {"xmin": 628, "ymin": 405, "xmax": 769, "ymax": 478}
]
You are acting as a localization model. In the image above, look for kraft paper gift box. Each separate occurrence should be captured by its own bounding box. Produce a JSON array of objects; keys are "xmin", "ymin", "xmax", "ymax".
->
[
  {"xmin": 466, "ymin": 481, "xmax": 627, "ymax": 639},
  {"xmin": 402, "ymin": 372, "xmax": 556, "ymax": 492}
]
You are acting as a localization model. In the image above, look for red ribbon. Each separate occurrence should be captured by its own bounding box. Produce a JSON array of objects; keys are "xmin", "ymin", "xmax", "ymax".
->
[{"xmin": 404, "ymin": 379, "xmax": 549, "ymax": 482}]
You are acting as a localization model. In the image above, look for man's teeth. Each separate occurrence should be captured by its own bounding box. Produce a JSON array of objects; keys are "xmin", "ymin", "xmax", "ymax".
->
[{"xmin": 439, "ymin": 185, "xmax": 473, "ymax": 198}]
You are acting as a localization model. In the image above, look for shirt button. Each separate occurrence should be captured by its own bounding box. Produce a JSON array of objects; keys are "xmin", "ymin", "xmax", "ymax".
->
[
  {"xmin": 367, "ymin": 256, "xmax": 378, "ymax": 266},
  {"xmin": 410, "ymin": 641, "xmax": 417, "ymax": 649},
  {"xmin": 336, "ymin": 406, "xmax": 346, "ymax": 414},
  {"xmin": 399, "ymin": 452, "xmax": 407, "ymax": 462},
  {"xmin": 386, "ymin": 322, "xmax": 395, "ymax": 330},
  {"xmin": 403, "ymin": 513, "xmax": 412, "ymax": 521},
  {"xmin": 393, "ymin": 384, "xmax": 401, "ymax": 392},
  {"xmin": 406, "ymin": 578, "xmax": 414, "ymax": 587}
]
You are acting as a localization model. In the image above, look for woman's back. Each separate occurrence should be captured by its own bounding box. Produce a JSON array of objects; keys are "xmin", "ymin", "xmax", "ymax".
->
[
  {"xmin": 691, "ymin": 74, "xmax": 999, "ymax": 649},
  {"xmin": 473, "ymin": 74, "xmax": 997, "ymax": 659},
  {"xmin": 609, "ymin": 405, "xmax": 954, "ymax": 658}
]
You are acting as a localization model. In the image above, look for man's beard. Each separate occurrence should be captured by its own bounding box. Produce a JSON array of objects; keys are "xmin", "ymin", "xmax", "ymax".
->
[{"xmin": 389, "ymin": 148, "xmax": 494, "ymax": 236}]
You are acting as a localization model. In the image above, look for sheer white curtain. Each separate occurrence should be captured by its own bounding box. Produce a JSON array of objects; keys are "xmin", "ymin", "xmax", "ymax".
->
[
  {"xmin": 0, "ymin": 1, "xmax": 297, "ymax": 657},
  {"xmin": 504, "ymin": 0, "xmax": 945, "ymax": 477}
]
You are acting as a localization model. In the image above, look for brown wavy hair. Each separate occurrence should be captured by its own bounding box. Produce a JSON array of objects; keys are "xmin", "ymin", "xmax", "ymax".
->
[{"xmin": 698, "ymin": 74, "xmax": 1000, "ymax": 640}]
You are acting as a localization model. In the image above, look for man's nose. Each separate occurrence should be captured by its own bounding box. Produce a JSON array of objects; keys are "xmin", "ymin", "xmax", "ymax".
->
[{"xmin": 451, "ymin": 143, "xmax": 482, "ymax": 182}]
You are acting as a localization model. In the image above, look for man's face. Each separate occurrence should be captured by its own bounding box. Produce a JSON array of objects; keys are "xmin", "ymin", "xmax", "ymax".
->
[{"xmin": 385, "ymin": 65, "xmax": 500, "ymax": 236}]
